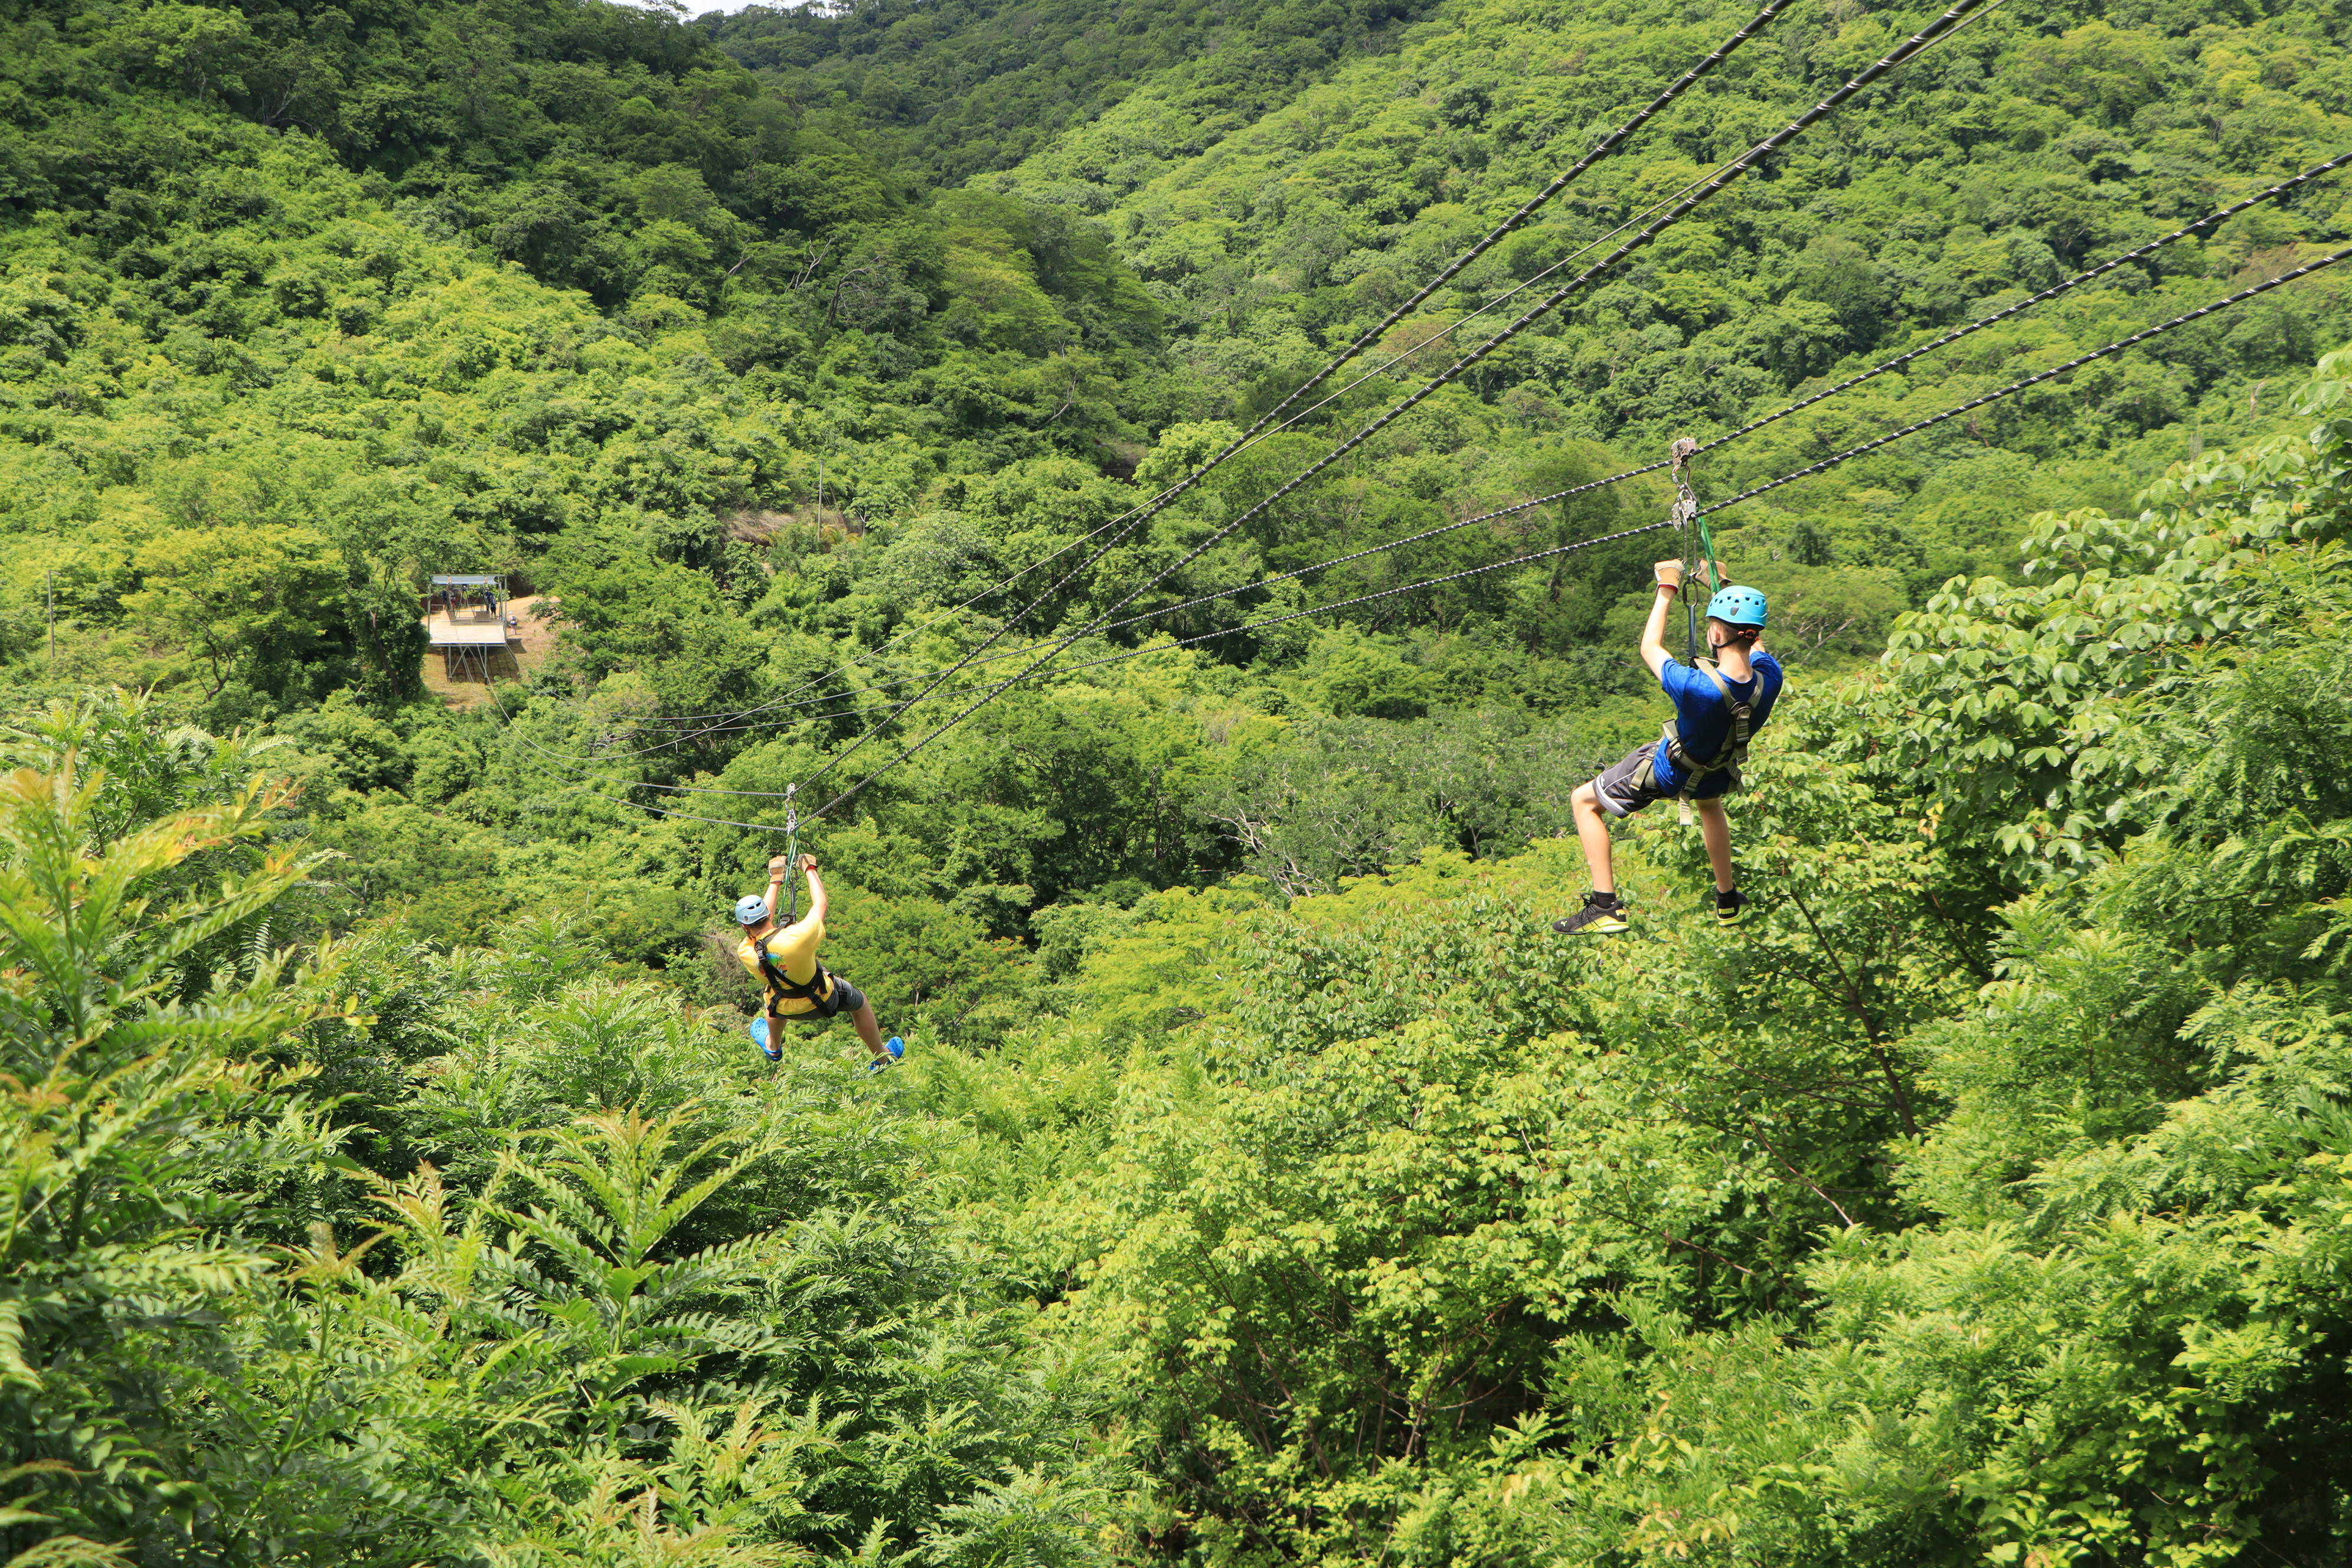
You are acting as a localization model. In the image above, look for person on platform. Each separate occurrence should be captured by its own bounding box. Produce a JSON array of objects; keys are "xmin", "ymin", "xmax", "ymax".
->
[{"xmin": 733, "ymin": 853, "xmax": 904, "ymax": 1070}]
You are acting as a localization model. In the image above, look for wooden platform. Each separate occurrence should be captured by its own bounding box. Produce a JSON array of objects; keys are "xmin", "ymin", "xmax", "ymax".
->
[
  {"xmin": 421, "ymin": 596, "xmax": 557, "ymax": 707},
  {"xmin": 424, "ymin": 607, "xmax": 514, "ymax": 681}
]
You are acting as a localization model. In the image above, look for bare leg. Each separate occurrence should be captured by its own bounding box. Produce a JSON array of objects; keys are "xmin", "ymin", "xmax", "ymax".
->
[
  {"xmin": 847, "ymin": 1001, "xmax": 887, "ymax": 1056},
  {"xmin": 1694, "ymin": 798, "xmax": 1735, "ymax": 893},
  {"xmin": 1572, "ymin": 780, "xmax": 1617, "ymax": 896}
]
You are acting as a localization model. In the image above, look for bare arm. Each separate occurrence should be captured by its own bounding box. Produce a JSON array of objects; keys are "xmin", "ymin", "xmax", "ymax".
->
[
  {"xmin": 1640, "ymin": 560, "xmax": 1684, "ymax": 681},
  {"xmin": 799, "ymin": 853, "xmax": 828, "ymax": 926}
]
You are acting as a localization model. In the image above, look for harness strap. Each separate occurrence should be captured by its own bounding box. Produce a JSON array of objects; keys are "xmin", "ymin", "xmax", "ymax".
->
[
  {"xmin": 753, "ymin": 935, "xmax": 841, "ymax": 1018},
  {"xmin": 1650, "ymin": 659, "xmax": 1760, "ymax": 797}
]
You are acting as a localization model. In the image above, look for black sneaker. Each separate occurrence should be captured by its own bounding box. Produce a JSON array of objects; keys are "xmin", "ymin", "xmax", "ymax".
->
[
  {"xmin": 1716, "ymin": 889, "xmax": 1750, "ymax": 926},
  {"xmin": 1553, "ymin": 893, "xmax": 1630, "ymax": 936}
]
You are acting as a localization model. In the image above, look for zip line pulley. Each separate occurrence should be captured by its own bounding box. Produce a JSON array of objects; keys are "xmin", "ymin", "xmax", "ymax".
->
[
  {"xmin": 782, "ymin": 784, "xmax": 802, "ymax": 923},
  {"xmin": 1668, "ymin": 435, "xmax": 1719, "ymax": 829},
  {"xmin": 1668, "ymin": 435, "xmax": 1713, "ymax": 664}
]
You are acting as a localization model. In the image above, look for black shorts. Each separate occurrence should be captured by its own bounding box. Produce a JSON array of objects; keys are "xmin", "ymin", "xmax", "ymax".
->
[
  {"xmin": 773, "ymin": 976, "xmax": 865, "ymax": 1026},
  {"xmin": 1590, "ymin": 743, "xmax": 1734, "ymax": 818}
]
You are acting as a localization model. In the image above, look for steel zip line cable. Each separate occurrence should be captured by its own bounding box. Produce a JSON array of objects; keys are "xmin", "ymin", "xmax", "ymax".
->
[
  {"xmin": 798, "ymin": 0, "xmax": 2005, "ymax": 821},
  {"xmin": 1690, "ymin": 149, "xmax": 2352, "ymax": 452},
  {"xmin": 642, "ymin": 2, "xmax": 1821, "ymax": 773},
  {"xmin": 496, "ymin": 242, "xmax": 2347, "ymax": 827},
  {"xmin": 592, "ymin": 0, "xmax": 1796, "ymax": 752},
  {"xmin": 501, "ymin": 18, "xmax": 2346, "ymax": 823},
  {"xmin": 1097, "ymin": 0, "xmax": 1802, "ymax": 528},
  {"xmin": 506, "ymin": 6, "xmax": 2015, "ymax": 783},
  {"xmin": 1707, "ymin": 243, "xmax": 2352, "ymax": 511},
  {"xmin": 603, "ymin": 162, "xmax": 1783, "ymax": 757},
  {"xmin": 545, "ymin": 135, "xmax": 2338, "ymax": 769},
  {"xmin": 939, "ymin": 145, "xmax": 2352, "ymax": 655},
  {"xmin": 867, "ymin": 247, "xmax": 2352, "ymax": 711},
  {"xmin": 594, "ymin": 0, "xmax": 1796, "ymax": 746},
  {"xmin": 563, "ymin": 5, "xmax": 1957, "ymax": 762},
  {"xmin": 586, "ymin": 168, "xmax": 1779, "ymax": 762}
]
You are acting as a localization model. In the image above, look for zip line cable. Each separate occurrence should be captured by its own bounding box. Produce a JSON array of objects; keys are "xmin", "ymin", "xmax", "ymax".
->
[
  {"xmin": 1131, "ymin": 0, "xmax": 1801, "ymax": 514},
  {"xmin": 684, "ymin": 40, "xmax": 1850, "ymax": 795},
  {"xmin": 540, "ymin": 139, "xmax": 2343, "ymax": 770},
  {"xmin": 973, "ymin": 146, "xmax": 2352, "ymax": 650},
  {"xmin": 602, "ymin": 149, "xmax": 1766, "ymax": 756},
  {"xmin": 524, "ymin": 0, "xmax": 2020, "ymax": 776},
  {"xmin": 493, "ymin": 5, "xmax": 2341, "ymax": 824},
  {"xmin": 1707, "ymin": 242, "xmax": 2352, "ymax": 512},
  {"xmin": 594, "ymin": 175, "xmax": 1730, "ymax": 759},
  {"xmin": 488, "ymin": 241, "xmax": 2350, "ymax": 827},
  {"xmin": 845, "ymin": 246, "xmax": 2352, "ymax": 713},
  {"xmin": 798, "ymin": 0, "xmax": 2006, "ymax": 821},
  {"xmin": 1690, "ymin": 147, "xmax": 2352, "ymax": 455},
  {"xmin": 611, "ymin": 0, "xmax": 1805, "ymax": 747},
  {"xmin": 559, "ymin": 0, "xmax": 2001, "ymax": 762}
]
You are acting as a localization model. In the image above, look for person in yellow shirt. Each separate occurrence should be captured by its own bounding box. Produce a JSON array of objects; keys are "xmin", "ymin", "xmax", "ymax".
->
[{"xmin": 733, "ymin": 852, "xmax": 904, "ymax": 1071}]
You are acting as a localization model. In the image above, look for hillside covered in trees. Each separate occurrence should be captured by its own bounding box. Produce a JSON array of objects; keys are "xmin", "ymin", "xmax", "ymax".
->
[{"xmin": 6, "ymin": 0, "xmax": 2352, "ymax": 1560}]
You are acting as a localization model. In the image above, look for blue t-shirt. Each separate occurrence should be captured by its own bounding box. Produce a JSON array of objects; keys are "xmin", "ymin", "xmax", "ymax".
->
[{"xmin": 1651, "ymin": 651, "xmax": 1783, "ymax": 798}]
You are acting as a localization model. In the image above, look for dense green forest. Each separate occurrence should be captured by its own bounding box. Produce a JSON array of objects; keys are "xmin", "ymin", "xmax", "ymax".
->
[{"xmin": 7, "ymin": 0, "xmax": 2352, "ymax": 1560}]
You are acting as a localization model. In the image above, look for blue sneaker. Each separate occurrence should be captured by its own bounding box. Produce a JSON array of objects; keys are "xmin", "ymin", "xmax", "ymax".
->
[{"xmin": 865, "ymin": 1036, "xmax": 906, "ymax": 1073}]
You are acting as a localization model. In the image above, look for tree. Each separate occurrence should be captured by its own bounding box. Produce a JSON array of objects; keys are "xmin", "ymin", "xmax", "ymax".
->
[
  {"xmin": 0, "ymin": 753, "xmax": 338, "ymax": 1556},
  {"xmin": 122, "ymin": 527, "xmax": 347, "ymax": 698}
]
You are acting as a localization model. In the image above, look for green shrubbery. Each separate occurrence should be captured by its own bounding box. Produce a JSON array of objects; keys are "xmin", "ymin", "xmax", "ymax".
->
[{"xmin": 0, "ymin": 697, "xmax": 1122, "ymax": 1567}]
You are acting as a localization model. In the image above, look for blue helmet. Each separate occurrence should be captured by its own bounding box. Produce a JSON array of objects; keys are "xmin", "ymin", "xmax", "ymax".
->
[
  {"xmin": 1706, "ymin": 584, "xmax": 1768, "ymax": 629},
  {"xmin": 734, "ymin": 893, "xmax": 770, "ymax": 926}
]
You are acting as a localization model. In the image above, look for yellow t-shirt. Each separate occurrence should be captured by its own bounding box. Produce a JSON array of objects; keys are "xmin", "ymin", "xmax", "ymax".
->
[{"xmin": 736, "ymin": 916, "xmax": 831, "ymax": 1017}]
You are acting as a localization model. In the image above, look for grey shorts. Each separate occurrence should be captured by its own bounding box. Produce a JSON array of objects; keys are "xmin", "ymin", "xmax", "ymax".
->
[
  {"xmin": 799, "ymin": 976, "xmax": 865, "ymax": 1021},
  {"xmin": 1590, "ymin": 743, "xmax": 1737, "ymax": 818},
  {"xmin": 1592, "ymin": 741, "xmax": 1673, "ymax": 818}
]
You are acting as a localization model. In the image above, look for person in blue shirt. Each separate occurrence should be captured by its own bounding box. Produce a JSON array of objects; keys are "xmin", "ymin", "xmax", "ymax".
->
[{"xmin": 1554, "ymin": 560, "xmax": 1783, "ymax": 936}]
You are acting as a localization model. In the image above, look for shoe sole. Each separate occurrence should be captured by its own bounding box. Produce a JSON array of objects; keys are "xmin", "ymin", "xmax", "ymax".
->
[{"xmin": 1556, "ymin": 917, "xmax": 1631, "ymax": 936}]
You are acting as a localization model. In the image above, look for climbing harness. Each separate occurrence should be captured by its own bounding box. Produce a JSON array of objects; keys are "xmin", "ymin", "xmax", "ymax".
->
[
  {"xmin": 753, "ymin": 941, "xmax": 844, "ymax": 1020},
  {"xmin": 1651, "ymin": 661, "xmax": 1760, "ymax": 794}
]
